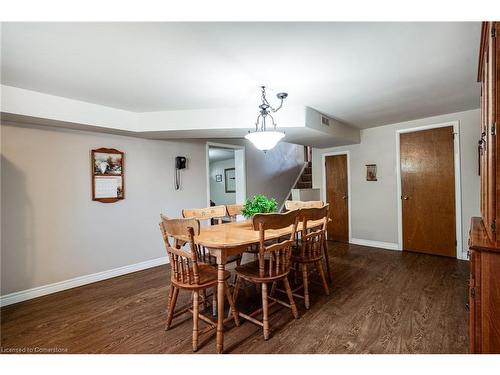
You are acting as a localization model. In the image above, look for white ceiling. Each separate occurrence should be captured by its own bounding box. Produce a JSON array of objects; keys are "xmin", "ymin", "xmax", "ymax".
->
[
  {"xmin": 1, "ymin": 22, "xmax": 481, "ymax": 128},
  {"xmin": 208, "ymin": 147, "xmax": 235, "ymax": 163}
]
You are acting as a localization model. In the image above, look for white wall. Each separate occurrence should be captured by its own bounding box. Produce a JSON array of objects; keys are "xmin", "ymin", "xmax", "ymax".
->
[
  {"xmin": 1, "ymin": 122, "xmax": 207, "ymax": 295},
  {"xmin": 312, "ymin": 109, "xmax": 480, "ymax": 257},
  {"xmin": 208, "ymin": 139, "xmax": 305, "ymax": 205},
  {"xmin": 209, "ymin": 158, "xmax": 236, "ymax": 206},
  {"xmin": 1, "ymin": 122, "xmax": 305, "ymax": 298}
]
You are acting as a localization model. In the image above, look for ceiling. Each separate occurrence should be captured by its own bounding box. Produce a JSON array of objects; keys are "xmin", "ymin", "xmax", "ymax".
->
[
  {"xmin": 208, "ymin": 147, "xmax": 235, "ymax": 162},
  {"xmin": 1, "ymin": 22, "xmax": 481, "ymax": 128}
]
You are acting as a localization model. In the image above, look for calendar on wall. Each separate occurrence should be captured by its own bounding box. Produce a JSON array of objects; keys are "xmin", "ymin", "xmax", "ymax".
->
[{"xmin": 91, "ymin": 148, "xmax": 125, "ymax": 203}]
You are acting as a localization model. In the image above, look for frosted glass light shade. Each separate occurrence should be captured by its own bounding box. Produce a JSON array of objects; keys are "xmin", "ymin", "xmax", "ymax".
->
[{"xmin": 245, "ymin": 130, "xmax": 285, "ymax": 151}]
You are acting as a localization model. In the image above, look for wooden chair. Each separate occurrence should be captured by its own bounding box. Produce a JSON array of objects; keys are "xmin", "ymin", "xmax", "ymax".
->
[
  {"xmin": 181, "ymin": 205, "xmax": 242, "ymax": 308},
  {"xmin": 232, "ymin": 210, "xmax": 300, "ymax": 340},
  {"xmin": 284, "ymin": 200, "xmax": 324, "ymax": 210},
  {"xmin": 290, "ymin": 205, "xmax": 330, "ymax": 309},
  {"xmin": 284, "ymin": 200, "xmax": 332, "ymax": 283},
  {"xmin": 181, "ymin": 205, "xmax": 237, "ymax": 265},
  {"xmin": 159, "ymin": 216, "xmax": 239, "ymax": 352},
  {"xmin": 226, "ymin": 204, "xmax": 244, "ymax": 221},
  {"xmin": 182, "ymin": 205, "xmax": 227, "ymax": 225}
]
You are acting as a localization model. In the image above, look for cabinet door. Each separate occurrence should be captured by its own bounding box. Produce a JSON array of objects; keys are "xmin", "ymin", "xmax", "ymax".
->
[
  {"xmin": 481, "ymin": 252, "xmax": 500, "ymax": 353},
  {"xmin": 469, "ymin": 249, "xmax": 482, "ymax": 353},
  {"xmin": 482, "ymin": 22, "xmax": 497, "ymax": 241},
  {"xmin": 495, "ymin": 21, "xmax": 500, "ymax": 236}
]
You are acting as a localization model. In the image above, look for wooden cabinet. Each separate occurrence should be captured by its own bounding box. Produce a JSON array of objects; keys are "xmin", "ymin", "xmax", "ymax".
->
[
  {"xmin": 469, "ymin": 21, "xmax": 500, "ymax": 354},
  {"xmin": 478, "ymin": 22, "xmax": 498, "ymax": 240},
  {"xmin": 469, "ymin": 218, "xmax": 500, "ymax": 353}
]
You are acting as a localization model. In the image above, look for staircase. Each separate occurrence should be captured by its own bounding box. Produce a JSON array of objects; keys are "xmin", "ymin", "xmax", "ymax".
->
[
  {"xmin": 281, "ymin": 147, "xmax": 319, "ymax": 211},
  {"xmin": 295, "ymin": 161, "xmax": 312, "ymax": 189}
]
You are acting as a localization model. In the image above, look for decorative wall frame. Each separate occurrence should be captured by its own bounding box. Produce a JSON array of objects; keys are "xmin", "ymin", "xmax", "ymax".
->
[
  {"xmin": 366, "ymin": 164, "xmax": 377, "ymax": 181},
  {"xmin": 91, "ymin": 148, "xmax": 125, "ymax": 203},
  {"xmin": 224, "ymin": 168, "xmax": 236, "ymax": 193}
]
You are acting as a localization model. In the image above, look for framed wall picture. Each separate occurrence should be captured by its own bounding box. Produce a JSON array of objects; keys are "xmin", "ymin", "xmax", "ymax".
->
[
  {"xmin": 215, "ymin": 174, "xmax": 223, "ymax": 182},
  {"xmin": 224, "ymin": 168, "xmax": 236, "ymax": 193},
  {"xmin": 91, "ymin": 148, "xmax": 125, "ymax": 203},
  {"xmin": 366, "ymin": 164, "xmax": 377, "ymax": 181}
]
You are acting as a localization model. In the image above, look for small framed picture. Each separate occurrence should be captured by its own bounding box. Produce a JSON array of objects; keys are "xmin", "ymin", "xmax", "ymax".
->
[
  {"xmin": 366, "ymin": 164, "xmax": 377, "ymax": 181},
  {"xmin": 225, "ymin": 168, "xmax": 236, "ymax": 193},
  {"xmin": 215, "ymin": 174, "xmax": 222, "ymax": 182}
]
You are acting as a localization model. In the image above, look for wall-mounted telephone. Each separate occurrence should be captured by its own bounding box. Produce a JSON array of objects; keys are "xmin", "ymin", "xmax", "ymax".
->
[
  {"xmin": 175, "ymin": 156, "xmax": 186, "ymax": 190},
  {"xmin": 175, "ymin": 156, "xmax": 186, "ymax": 170}
]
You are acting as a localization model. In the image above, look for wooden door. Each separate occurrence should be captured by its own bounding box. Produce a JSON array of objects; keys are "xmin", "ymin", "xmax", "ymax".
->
[
  {"xmin": 400, "ymin": 126, "xmax": 456, "ymax": 257},
  {"xmin": 325, "ymin": 154, "xmax": 349, "ymax": 242}
]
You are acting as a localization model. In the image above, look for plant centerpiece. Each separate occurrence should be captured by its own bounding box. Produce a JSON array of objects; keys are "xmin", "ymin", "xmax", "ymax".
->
[{"xmin": 241, "ymin": 194, "xmax": 278, "ymax": 219}]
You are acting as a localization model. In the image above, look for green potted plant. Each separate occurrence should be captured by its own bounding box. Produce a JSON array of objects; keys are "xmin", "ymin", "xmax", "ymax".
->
[{"xmin": 241, "ymin": 194, "xmax": 278, "ymax": 219}]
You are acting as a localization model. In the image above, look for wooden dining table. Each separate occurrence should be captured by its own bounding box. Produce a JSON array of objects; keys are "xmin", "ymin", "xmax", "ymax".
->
[{"xmin": 174, "ymin": 218, "xmax": 331, "ymax": 353}]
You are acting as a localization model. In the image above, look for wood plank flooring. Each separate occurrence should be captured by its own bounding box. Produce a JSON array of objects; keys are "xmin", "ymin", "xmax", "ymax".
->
[{"xmin": 0, "ymin": 242, "xmax": 469, "ymax": 354}]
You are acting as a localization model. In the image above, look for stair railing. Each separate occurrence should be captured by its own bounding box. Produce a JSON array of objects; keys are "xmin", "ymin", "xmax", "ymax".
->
[{"xmin": 278, "ymin": 161, "xmax": 309, "ymax": 212}]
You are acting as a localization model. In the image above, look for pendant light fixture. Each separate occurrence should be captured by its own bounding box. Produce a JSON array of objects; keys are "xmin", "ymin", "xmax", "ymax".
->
[{"xmin": 245, "ymin": 86, "xmax": 288, "ymax": 152}]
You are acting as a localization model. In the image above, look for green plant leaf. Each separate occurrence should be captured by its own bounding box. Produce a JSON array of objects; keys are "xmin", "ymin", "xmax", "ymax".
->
[{"xmin": 241, "ymin": 194, "xmax": 278, "ymax": 218}]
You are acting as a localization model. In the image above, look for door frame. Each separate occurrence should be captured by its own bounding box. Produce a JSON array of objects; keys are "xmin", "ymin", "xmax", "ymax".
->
[
  {"xmin": 395, "ymin": 121, "xmax": 463, "ymax": 259},
  {"xmin": 206, "ymin": 142, "xmax": 247, "ymax": 207},
  {"xmin": 321, "ymin": 151, "xmax": 352, "ymax": 243}
]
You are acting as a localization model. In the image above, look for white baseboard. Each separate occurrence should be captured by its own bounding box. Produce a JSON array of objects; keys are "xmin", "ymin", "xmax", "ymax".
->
[
  {"xmin": 350, "ymin": 238, "xmax": 400, "ymax": 251},
  {"xmin": 0, "ymin": 256, "xmax": 169, "ymax": 307}
]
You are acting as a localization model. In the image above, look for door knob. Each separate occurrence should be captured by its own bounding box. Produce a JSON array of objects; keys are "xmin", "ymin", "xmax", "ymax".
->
[
  {"xmin": 342, "ymin": 195, "xmax": 348, "ymax": 200},
  {"xmin": 402, "ymin": 195, "xmax": 409, "ymax": 200}
]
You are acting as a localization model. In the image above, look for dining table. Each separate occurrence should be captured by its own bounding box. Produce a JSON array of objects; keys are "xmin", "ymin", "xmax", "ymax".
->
[{"xmin": 173, "ymin": 218, "xmax": 331, "ymax": 354}]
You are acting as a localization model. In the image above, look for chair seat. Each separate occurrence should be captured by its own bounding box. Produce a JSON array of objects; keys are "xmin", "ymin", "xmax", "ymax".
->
[
  {"xmin": 171, "ymin": 264, "xmax": 231, "ymax": 289},
  {"xmin": 235, "ymin": 260, "xmax": 289, "ymax": 282}
]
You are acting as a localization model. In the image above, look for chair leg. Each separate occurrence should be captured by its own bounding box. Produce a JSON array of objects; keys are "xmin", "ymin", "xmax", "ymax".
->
[
  {"xmin": 233, "ymin": 276, "xmax": 241, "ymax": 304},
  {"xmin": 165, "ymin": 286, "xmax": 179, "ymax": 331},
  {"xmin": 232, "ymin": 257, "xmax": 242, "ymax": 284},
  {"xmin": 283, "ymin": 277, "xmax": 299, "ymax": 319},
  {"xmin": 262, "ymin": 283, "xmax": 270, "ymax": 340},
  {"xmin": 302, "ymin": 263, "xmax": 310, "ymax": 309},
  {"xmin": 316, "ymin": 261, "xmax": 330, "ymax": 296},
  {"xmin": 322, "ymin": 236, "xmax": 332, "ymax": 283},
  {"xmin": 224, "ymin": 281, "xmax": 240, "ymax": 326},
  {"xmin": 167, "ymin": 283, "xmax": 174, "ymax": 309},
  {"xmin": 201, "ymin": 289, "xmax": 207, "ymax": 312},
  {"xmin": 212, "ymin": 286, "xmax": 217, "ymax": 316},
  {"xmin": 270, "ymin": 281, "xmax": 277, "ymax": 297},
  {"xmin": 294, "ymin": 263, "xmax": 299, "ymax": 285},
  {"xmin": 192, "ymin": 290, "xmax": 199, "ymax": 352}
]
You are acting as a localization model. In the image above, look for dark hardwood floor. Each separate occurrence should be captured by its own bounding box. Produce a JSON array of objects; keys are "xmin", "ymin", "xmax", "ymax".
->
[{"xmin": 0, "ymin": 242, "xmax": 469, "ymax": 354}]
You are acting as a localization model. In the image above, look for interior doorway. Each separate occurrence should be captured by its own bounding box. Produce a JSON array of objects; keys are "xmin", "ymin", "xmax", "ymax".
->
[
  {"xmin": 324, "ymin": 153, "xmax": 350, "ymax": 242},
  {"xmin": 397, "ymin": 123, "xmax": 462, "ymax": 258},
  {"xmin": 206, "ymin": 143, "xmax": 246, "ymax": 209}
]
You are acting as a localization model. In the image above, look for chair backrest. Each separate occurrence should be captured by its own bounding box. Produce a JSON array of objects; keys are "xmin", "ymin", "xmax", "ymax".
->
[
  {"xmin": 182, "ymin": 205, "xmax": 226, "ymax": 225},
  {"xmin": 159, "ymin": 216, "xmax": 202, "ymax": 285},
  {"xmin": 252, "ymin": 210, "xmax": 299, "ymax": 278},
  {"xmin": 226, "ymin": 204, "xmax": 243, "ymax": 221},
  {"xmin": 297, "ymin": 205, "xmax": 329, "ymax": 260},
  {"xmin": 284, "ymin": 200, "xmax": 324, "ymax": 211}
]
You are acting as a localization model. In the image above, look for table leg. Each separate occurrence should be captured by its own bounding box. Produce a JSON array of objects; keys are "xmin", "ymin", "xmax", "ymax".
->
[{"xmin": 216, "ymin": 261, "xmax": 226, "ymax": 354}]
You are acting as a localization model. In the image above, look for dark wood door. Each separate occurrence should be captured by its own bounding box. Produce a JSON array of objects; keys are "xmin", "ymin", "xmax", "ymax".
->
[
  {"xmin": 325, "ymin": 154, "xmax": 349, "ymax": 242},
  {"xmin": 400, "ymin": 126, "xmax": 456, "ymax": 257}
]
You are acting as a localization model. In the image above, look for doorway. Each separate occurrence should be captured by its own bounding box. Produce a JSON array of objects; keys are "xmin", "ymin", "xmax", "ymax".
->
[
  {"xmin": 324, "ymin": 153, "xmax": 350, "ymax": 242},
  {"xmin": 398, "ymin": 124, "xmax": 460, "ymax": 257},
  {"xmin": 206, "ymin": 143, "xmax": 246, "ymax": 208}
]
